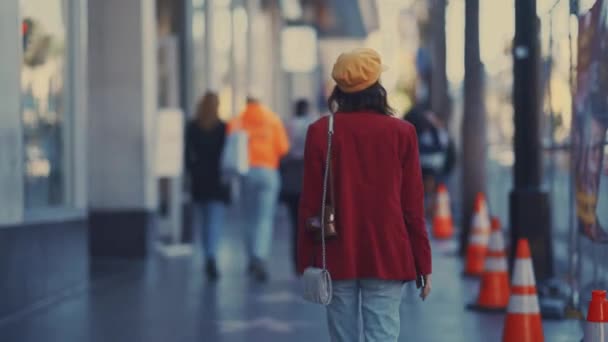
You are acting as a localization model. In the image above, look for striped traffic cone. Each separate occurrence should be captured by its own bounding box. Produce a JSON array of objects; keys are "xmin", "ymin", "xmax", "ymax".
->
[
  {"xmin": 470, "ymin": 217, "xmax": 510, "ymax": 311},
  {"xmin": 464, "ymin": 193, "xmax": 491, "ymax": 276},
  {"xmin": 432, "ymin": 184, "xmax": 454, "ymax": 239},
  {"xmin": 502, "ymin": 239, "xmax": 544, "ymax": 342},
  {"xmin": 583, "ymin": 290, "xmax": 608, "ymax": 341}
]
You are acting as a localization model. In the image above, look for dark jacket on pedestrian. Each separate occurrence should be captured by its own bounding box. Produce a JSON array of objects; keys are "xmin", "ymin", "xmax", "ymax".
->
[
  {"xmin": 405, "ymin": 105, "xmax": 455, "ymax": 177},
  {"xmin": 185, "ymin": 121, "xmax": 231, "ymax": 204}
]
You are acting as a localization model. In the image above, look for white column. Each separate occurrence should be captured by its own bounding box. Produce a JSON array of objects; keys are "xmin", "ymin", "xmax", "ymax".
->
[
  {"xmin": 88, "ymin": 0, "xmax": 157, "ymax": 211},
  {"xmin": 246, "ymin": 0, "xmax": 261, "ymax": 93},
  {"xmin": 0, "ymin": 0, "xmax": 24, "ymax": 224},
  {"xmin": 230, "ymin": 2, "xmax": 239, "ymax": 115},
  {"xmin": 205, "ymin": 0, "xmax": 217, "ymax": 91},
  {"xmin": 70, "ymin": 0, "xmax": 89, "ymax": 210},
  {"xmin": 270, "ymin": 6, "xmax": 285, "ymax": 115}
]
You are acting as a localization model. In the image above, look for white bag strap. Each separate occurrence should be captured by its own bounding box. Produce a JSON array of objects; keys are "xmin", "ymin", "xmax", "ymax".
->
[{"xmin": 319, "ymin": 114, "xmax": 334, "ymax": 270}]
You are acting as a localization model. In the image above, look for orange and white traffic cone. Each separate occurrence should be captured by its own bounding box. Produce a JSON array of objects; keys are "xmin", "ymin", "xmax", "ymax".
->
[
  {"xmin": 470, "ymin": 217, "xmax": 510, "ymax": 311},
  {"xmin": 432, "ymin": 184, "xmax": 454, "ymax": 239},
  {"xmin": 464, "ymin": 193, "xmax": 491, "ymax": 276},
  {"xmin": 502, "ymin": 239, "xmax": 544, "ymax": 342},
  {"xmin": 583, "ymin": 290, "xmax": 608, "ymax": 342}
]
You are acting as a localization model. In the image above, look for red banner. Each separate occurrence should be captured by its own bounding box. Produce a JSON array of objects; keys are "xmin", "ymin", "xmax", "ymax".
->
[{"xmin": 572, "ymin": 0, "xmax": 608, "ymax": 242}]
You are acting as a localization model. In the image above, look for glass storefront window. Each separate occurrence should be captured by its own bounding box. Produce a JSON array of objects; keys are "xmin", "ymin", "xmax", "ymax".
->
[{"xmin": 21, "ymin": 0, "xmax": 70, "ymax": 208}]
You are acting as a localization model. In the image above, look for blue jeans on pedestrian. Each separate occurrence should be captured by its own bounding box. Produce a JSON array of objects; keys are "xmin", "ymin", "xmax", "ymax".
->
[
  {"xmin": 327, "ymin": 279, "xmax": 404, "ymax": 342},
  {"xmin": 195, "ymin": 201, "xmax": 226, "ymax": 259},
  {"xmin": 241, "ymin": 167, "xmax": 280, "ymax": 261}
]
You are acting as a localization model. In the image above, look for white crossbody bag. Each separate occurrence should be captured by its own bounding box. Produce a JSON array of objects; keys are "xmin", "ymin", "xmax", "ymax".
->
[{"xmin": 301, "ymin": 114, "xmax": 334, "ymax": 306}]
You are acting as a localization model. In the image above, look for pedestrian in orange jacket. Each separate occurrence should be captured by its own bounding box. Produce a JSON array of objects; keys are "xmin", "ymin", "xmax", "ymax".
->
[{"xmin": 228, "ymin": 95, "xmax": 289, "ymax": 282}]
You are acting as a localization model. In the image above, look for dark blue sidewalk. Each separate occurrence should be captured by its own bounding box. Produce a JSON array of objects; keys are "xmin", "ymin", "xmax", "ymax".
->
[{"xmin": 0, "ymin": 206, "xmax": 583, "ymax": 341}]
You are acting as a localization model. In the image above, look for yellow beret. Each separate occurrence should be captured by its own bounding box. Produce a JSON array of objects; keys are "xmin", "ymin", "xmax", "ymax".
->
[{"xmin": 331, "ymin": 48, "xmax": 386, "ymax": 93}]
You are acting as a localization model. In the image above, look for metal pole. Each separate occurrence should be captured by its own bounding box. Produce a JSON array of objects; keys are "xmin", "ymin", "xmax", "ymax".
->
[
  {"xmin": 430, "ymin": 0, "xmax": 451, "ymax": 122},
  {"xmin": 567, "ymin": 2, "xmax": 581, "ymax": 310},
  {"xmin": 547, "ymin": 13, "xmax": 556, "ymax": 200},
  {"xmin": 461, "ymin": 0, "xmax": 487, "ymax": 256},
  {"xmin": 510, "ymin": 0, "xmax": 554, "ymax": 281},
  {"xmin": 174, "ymin": 0, "xmax": 195, "ymax": 114}
]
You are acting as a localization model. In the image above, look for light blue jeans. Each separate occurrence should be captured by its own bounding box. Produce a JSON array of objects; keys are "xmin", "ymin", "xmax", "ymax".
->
[
  {"xmin": 195, "ymin": 201, "xmax": 226, "ymax": 259},
  {"xmin": 241, "ymin": 167, "xmax": 280, "ymax": 261},
  {"xmin": 327, "ymin": 279, "xmax": 404, "ymax": 342}
]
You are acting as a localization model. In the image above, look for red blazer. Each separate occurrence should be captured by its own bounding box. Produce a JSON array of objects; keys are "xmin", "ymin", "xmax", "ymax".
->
[{"xmin": 297, "ymin": 112, "xmax": 432, "ymax": 281}]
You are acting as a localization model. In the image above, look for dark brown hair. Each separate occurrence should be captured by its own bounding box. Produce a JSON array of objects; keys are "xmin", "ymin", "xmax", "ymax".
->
[
  {"xmin": 327, "ymin": 82, "xmax": 394, "ymax": 116},
  {"xmin": 195, "ymin": 92, "xmax": 220, "ymax": 130}
]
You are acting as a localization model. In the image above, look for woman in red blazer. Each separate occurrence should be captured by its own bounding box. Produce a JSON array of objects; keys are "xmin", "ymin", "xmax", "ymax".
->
[{"xmin": 297, "ymin": 48, "xmax": 432, "ymax": 341}]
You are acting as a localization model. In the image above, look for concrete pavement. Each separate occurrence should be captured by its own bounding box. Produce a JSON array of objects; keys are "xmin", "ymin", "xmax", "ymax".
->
[{"xmin": 0, "ymin": 203, "xmax": 584, "ymax": 341}]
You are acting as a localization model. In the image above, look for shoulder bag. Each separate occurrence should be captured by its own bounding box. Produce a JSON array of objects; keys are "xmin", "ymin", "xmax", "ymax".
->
[{"xmin": 302, "ymin": 114, "xmax": 335, "ymax": 306}]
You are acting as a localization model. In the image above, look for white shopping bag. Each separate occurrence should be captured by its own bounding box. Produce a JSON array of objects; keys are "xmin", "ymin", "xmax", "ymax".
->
[{"xmin": 221, "ymin": 129, "xmax": 249, "ymax": 181}]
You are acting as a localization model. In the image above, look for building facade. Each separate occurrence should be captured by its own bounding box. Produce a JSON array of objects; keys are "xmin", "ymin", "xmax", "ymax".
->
[
  {"xmin": 0, "ymin": 0, "xmax": 89, "ymax": 322},
  {"xmin": 0, "ymin": 0, "xmax": 372, "ymax": 323},
  {"xmin": 0, "ymin": 0, "xmax": 287, "ymax": 323}
]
